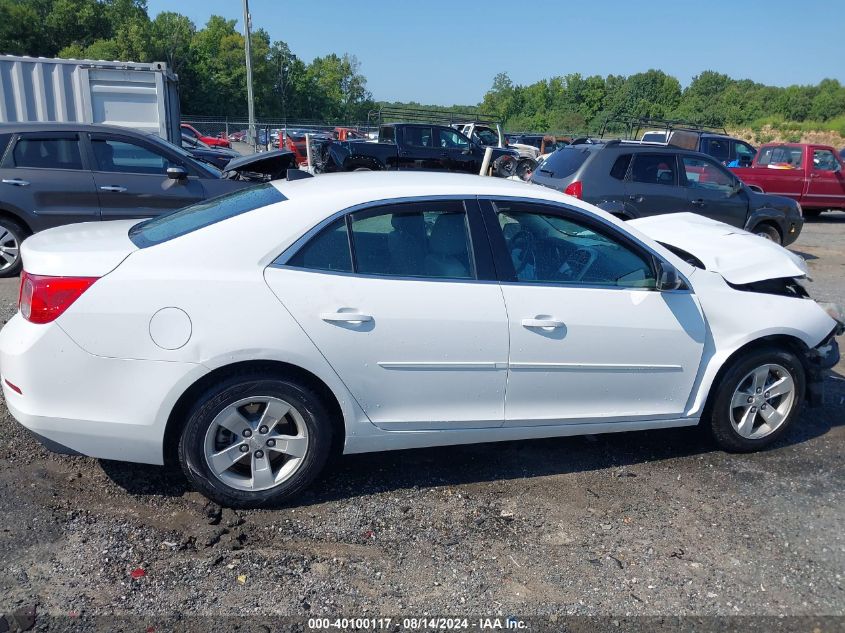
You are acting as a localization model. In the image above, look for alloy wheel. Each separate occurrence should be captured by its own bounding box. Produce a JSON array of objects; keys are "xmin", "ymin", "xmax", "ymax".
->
[
  {"xmin": 203, "ymin": 396, "xmax": 309, "ymax": 492},
  {"xmin": 729, "ymin": 363, "xmax": 796, "ymax": 439},
  {"xmin": 0, "ymin": 225, "xmax": 21, "ymax": 272}
]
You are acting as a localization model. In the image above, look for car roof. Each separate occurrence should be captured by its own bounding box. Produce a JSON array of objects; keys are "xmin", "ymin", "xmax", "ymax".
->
[
  {"xmin": 0, "ymin": 121, "xmax": 154, "ymax": 137},
  {"xmin": 272, "ymin": 171, "xmax": 580, "ymax": 209}
]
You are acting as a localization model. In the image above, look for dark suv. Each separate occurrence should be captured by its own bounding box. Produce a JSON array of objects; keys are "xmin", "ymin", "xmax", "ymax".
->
[
  {"xmin": 0, "ymin": 123, "xmax": 296, "ymax": 276},
  {"xmin": 530, "ymin": 140, "xmax": 803, "ymax": 246}
]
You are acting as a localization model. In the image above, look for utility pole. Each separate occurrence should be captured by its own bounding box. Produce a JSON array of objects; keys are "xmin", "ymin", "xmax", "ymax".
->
[{"xmin": 242, "ymin": 0, "xmax": 256, "ymax": 146}]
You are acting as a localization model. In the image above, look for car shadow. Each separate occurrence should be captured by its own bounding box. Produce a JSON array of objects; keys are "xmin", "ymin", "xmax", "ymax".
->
[{"xmin": 98, "ymin": 371, "xmax": 845, "ymax": 505}]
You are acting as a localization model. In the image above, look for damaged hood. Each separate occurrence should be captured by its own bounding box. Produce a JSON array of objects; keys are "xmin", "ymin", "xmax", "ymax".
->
[
  {"xmin": 630, "ymin": 213, "xmax": 808, "ymax": 285},
  {"xmin": 222, "ymin": 149, "xmax": 297, "ymax": 180}
]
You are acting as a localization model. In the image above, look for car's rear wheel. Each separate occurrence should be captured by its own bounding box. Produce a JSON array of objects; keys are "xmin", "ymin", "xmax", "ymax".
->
[
  {"xmin": 753, "ymin": 223, "xmax": 782, "ymax": 245},
  {"xmin": 178, "ymin": 375, "xmax": 333, "ymax": 508},
  {"xmin": 707, "ymin": 347, "xmax": 805, "ymax": 452},
  {"xmin": 515, "ymin": 158, "xmax": 537, "ymax": 180},
  {"xmin": 0, "ymin": 218, "xmax": 26, "ymax": 278}
]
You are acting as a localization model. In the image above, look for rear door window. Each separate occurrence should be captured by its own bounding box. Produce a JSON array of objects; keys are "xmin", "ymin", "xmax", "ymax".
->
[
  {"xmin": 403, "ymin": 127, "xmax": 434, "ymax": 148},
  {"xmin": 537, "ymin": 147, "xmax": 590, "ymax": 178},
  {"xmin": 12, "ymin": 136, "xmax": 83, "ymax": 170},
  {"xmin": 704, "ymin": 138, "xmax": 730, "ymax": 162},
  {"xmin": 629, "ymin": 154, "xmax": 677, "ymax": 185},
  {"xmin": 0, "ymin": 133, "xmax": 12, "ymax": 161}
]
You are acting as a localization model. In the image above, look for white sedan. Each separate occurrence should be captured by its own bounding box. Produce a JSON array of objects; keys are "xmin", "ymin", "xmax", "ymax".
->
[{"xmin": 1, "ymin": 172, "xmax": 841, "ymax": 507}]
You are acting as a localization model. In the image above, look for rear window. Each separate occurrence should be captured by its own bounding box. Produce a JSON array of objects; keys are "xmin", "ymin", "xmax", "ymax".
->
[
  {"xmin": 128, "ymin": 183, "xmax": 286, "ymax": 248},
  {"xmin": 536, "ymin": 147, "xmax": 590, "ymax": 178}
]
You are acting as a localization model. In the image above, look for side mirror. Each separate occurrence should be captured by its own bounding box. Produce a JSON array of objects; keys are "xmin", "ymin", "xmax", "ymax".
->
[
  {"xmin": 167, "ymin": 166, "xmax": 188, "ymax": 180},
  {"xmin": 731, "ymin": 179, "xmax": 743, "ymax": 195},
  {"xmin": 656, "ymin": 261, "xmax": 684, "ymax": 291}
]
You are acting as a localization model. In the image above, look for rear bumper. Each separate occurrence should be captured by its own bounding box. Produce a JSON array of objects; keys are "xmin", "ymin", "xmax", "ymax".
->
[{"xmin": 0, "ymin": 313, "xmax": 206, "ymax": 464}]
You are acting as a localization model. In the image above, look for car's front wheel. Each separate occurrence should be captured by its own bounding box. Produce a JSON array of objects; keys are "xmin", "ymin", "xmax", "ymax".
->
[
  {"xmin": 753, "ymin": 223, "xmax": 782, "ymax": 245},
  {"xmin": 707, "ymin": 347, "xmax": 805, "ymax": 452},
  {"xmin": 178, "ymin": 374, "xmax": 333, "ymax": 508}
]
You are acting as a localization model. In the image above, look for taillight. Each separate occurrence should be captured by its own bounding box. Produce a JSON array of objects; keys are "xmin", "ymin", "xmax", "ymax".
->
[
  {"xmin": 18, "ymin": 272, "xmax": 98, "ymax": 324},
  {"xmin": 563, "ymin": 181, "xmax": 583, "ymax": 199}
]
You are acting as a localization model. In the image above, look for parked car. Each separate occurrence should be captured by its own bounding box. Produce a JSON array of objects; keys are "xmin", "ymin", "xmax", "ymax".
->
[
  {"xmin": 180, "ymin": 123, "xmax": 231, "ymax": 148},
  {"xmin": 0, "ymin": 123, "xmax": 296, "ymax": 275},
  {"xmin": 507, "ymin": 134, "xmax": 571, "ymax": 155},
  {"xmin": 530, "ymin": 140, "xmax": 803, "ymax": 245},
  {"xmin": 181, "ymin": 133, "xmax": 240, "ymax": 170},
  {"xmin": 321, "ymin": 123, "xmax": 519, "ymax": 177},
  {"xmin": 729, "ymin": 143, "xmax": 845, "ymax": 218},
  {"xmin": 278, "ymin": 129, "xmax": 333, "ymax": 166},
  {"xmin": 455, "ymin": 123, "xmax": 538, "ymax": 179},
  {"xmin": 640, "ymin": 130, "xmax": 756, "ymax": 167},
  {"xmin": 2, "ymin": 172, "xmax": 840, "ymax": 507}
]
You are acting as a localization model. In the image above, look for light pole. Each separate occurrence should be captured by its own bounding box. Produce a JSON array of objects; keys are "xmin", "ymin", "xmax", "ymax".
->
[{"xmin": 242, "ymin": 0, "xmax": 256, "ymax": 146}]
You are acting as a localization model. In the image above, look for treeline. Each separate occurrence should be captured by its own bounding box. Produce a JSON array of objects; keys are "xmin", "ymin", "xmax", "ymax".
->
[
  {"xmin": 0, "ymin": 0, "xmax": 375, "ymax": 120},
  {"xmin": 481, "ymin": 70, "xmax": 845, "ymax": 136},
  {"xmin": 2, "ymin": 1, "xmax": 844, "ymax": 135}
]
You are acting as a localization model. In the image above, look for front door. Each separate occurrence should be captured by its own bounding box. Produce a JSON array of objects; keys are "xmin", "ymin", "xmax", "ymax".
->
[
  {"xmin": 265, "ymin": 199, "xmax": 508, "ymax": 429},
  {"xmin": 806, "ymin": 148, "xmax": 845, "ymax": 208},
  {"xmin": 88, "ymin": 134, "xmax": 205, "ymax": 219},
  {"xmin": 680, "ymin": 155, "xmax": 750, "ymax": 228},
  {"xmin": 483, "ymin": 199, "xmax": 706, "ymax": 426},
  {"xmin": 0, "ymin": 131, "xmax": 100, "ymax": 229},
  {"xmin": 437, "ymin": 128, "xmax": 478, "ymax": 173}
]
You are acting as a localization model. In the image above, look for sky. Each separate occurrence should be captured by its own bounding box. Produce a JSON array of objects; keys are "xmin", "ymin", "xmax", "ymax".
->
[{"xmin": 146, "ymin": 0, "xmax": 843, "ymax": 105}]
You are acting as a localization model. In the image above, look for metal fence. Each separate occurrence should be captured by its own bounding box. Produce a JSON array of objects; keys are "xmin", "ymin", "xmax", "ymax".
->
[{"xmin": 181, "ymin": 116, "xmax": 374, "ymax": 154}]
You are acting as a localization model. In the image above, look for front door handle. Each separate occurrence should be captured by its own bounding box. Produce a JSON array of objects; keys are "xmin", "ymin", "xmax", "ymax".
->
[
  {"xmin": 99, "ymin": 186, "xmax": 127, "ymax": 193},
  {"xmin": 690, "ymin": 198, "xmax": 705, "ymax": 207},
  {"xmin": 521, "ymin": 318, "xmax": 565, "ymax": 329},
  {"xmin": 628, "ymin": 194, "xmax": 643, "ymax": 203},
  {"xmin": 320, "ymin": 312, "xmax": 373, "ymax": 323},
  {"xmin": 1, "ymin": 179, "xmax": 29, "ymax": 187}
]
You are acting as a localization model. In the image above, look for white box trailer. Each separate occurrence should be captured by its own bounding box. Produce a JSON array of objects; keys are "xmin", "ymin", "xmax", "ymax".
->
[{"xmin": 0, "ymin": 55, "xmax": 181, "ymax": 143}]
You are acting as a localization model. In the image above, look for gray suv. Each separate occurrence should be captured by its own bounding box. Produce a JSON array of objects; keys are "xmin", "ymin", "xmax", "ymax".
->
[
  {"xmin": 0, "ymin": 123, "xmax": 296, "ymax": 276},
  {"xmin": 530, "ymin": 140, "xmax": 804, "ymax": 246}
]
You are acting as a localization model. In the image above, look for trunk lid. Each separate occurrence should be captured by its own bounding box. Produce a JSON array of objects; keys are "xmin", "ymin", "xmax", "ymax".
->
[
  {"xmin": 630, "ymin": 212, "xmax": 807, "ymax": 285},
  {"xmin": 21, "ymin": 220, "xmax": 139, "ymax": 277}
]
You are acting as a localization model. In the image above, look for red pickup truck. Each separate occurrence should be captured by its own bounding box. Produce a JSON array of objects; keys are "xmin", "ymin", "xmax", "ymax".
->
[{"xmin": 730, "ymin": 143, "xmax": 845, "ymax": 217}]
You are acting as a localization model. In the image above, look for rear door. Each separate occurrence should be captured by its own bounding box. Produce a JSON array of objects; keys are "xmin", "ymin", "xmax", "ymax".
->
[
  {"xmin": 265, "ymin": 199, "xmax": 509, "ymax": 430},
  {"xmin": 396, "ymin": 127, "xmax": 445, "ymax": 171},
  {"xmin": 88, "ymin": 133, "xmax": 206, "ymax": 219},
  {"xmin": 805, "ymin": 147, "xmax": 845, "ymax": 208},
  {"xmin": 680, "ymin": 155, "xmax": 749, "ymax": 228},
  {"xmin": 0, "ymin": 131, "xmax": 100, "ymax": 230},
  {"xmin": 623, "ymin": 153, "xmax": 687, "ymax": 217}
]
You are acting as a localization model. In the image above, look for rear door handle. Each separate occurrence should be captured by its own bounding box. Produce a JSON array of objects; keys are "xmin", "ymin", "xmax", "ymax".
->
[
  {"xmin": 1, "ymin": 179, "xmax": 29, "ymax": 187},
  {"xmin": 99, "ymin": 186, "xmax": 127, "ymax": 193},
  {"xmin": 521, "ymin": 318, "xmax": 565, "ymax": 329},
  {"xmin": 320, "ymin": 312, "xmax": 373, "ymax": 323},
  {"xmin": 690, "ymin": 198, "xmax": 705, "ymax": 207}
]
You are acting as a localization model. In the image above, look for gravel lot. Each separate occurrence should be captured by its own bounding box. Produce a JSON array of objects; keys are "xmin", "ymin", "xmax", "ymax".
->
[{"xmin": 0, "ymin": 213, "xmax": 844, "ymax": 626}]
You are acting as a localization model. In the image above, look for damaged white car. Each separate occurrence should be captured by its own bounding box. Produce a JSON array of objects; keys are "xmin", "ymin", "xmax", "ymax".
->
[{"xmin": 0, "ymin": 172, "xmax": 841, "ymax": 507}]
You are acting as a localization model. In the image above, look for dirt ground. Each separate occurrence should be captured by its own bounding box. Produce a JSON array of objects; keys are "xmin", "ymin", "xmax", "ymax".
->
[{"xmin": 0, "ymin": 213, "xmax": 843, "ymax": 627}]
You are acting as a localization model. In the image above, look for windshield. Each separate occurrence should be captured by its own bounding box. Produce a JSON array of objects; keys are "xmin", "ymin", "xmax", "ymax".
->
[{"xmin": 128, "ymin": 183, "xmax": 286, "ymax": 248}]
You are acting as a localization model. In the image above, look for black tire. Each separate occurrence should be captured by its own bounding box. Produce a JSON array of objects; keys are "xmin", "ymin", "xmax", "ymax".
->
[
  {"xmin": 803, "ymin": 209, "xmax": 822, "ymax": 219},
  {"xmin": 515, "ymin": 158, "xmax": 537, "ymax": 180},
  {"xmin": 492, "ymin": 156, "xmax": 516, "ymax": 178},
  {"xmin": 178, "ymin": 373, "xmax": 334, "ymax": 508},
  {"xmin": 753, "ymin": 222, "xmax": 782, "ymax": 245},
  {"xmin": 707, "ymin": 346, "xmax": 805, "ymax": 453},
  {"xmin": 0, "ymin": 218, "xmax": 27, "ymax": 278}
]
